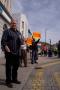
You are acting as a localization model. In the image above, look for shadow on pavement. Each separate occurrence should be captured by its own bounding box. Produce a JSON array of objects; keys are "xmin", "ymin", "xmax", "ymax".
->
[
  {"xmin": 35, "ymin": 67, "xmax": 43, "ymax": 69},
  {"xmin": 48, "ymin": 57, "xmax": 60, "ymax": 59}
]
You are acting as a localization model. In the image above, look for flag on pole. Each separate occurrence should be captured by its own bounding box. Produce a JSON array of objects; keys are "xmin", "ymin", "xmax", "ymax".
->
[{"xmin": 28, "ymin": 29, "xmax": 32, "ymax": 36}]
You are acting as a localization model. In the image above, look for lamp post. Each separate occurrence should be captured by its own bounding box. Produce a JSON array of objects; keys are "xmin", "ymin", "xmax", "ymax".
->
[
  {"xmin": 45, "ymin": 29, "xmax": 47, "ymax": 44},
  {"xmin": 50, "ymin": 39, "xmax": 51, "ymax": 49},
  {"xmin": 50, "ymin": 39, "xmax": 51, "ymax": 45}
]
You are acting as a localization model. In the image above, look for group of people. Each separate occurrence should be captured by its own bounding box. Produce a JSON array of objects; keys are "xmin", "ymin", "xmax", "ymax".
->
[
  {"xmin": 39, "ymin": 41, "xmax": 60, "ymax": 58},
  {"xmin": 1, "ymin": 19, "xmax": 60, "ymax": 88},
  {"xmin": 1, "ymin": 20, "xmax": 39, "ymax": 88},
  {"xmin": 48, "ymin": 41, "xmax": 60, "ymax": 57}
]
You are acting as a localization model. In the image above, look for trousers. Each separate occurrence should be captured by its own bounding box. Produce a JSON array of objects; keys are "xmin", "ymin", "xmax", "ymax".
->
[
  {"xmin": 20, "ymin": 49, "xmax": 27, "ymax": 67},
  {"xmin": 5, "ymin": 52, "xmax": 19, "ymax": 82}
]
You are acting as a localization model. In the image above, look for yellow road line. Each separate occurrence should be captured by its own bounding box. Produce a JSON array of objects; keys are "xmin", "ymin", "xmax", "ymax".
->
[
  {"xmin": 32, "ymin": 61, "xmax": 60, "ymax": 90},
  {"xmin": 32, "ymin": 69, "xmax": 44, "ymax": 90},
  {"xmin": 41, "ymin": 61, "xmax": 60, "ymax": 68},
  {"xmin": 54, "ymin": 72, "xmax": 60, "ymax": 88}
]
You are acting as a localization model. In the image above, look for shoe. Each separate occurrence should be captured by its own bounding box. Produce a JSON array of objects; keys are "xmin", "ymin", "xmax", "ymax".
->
[
  {"xmin": 12, "ymin": 80, "xmax": 21, "ymax": 84},
  {"xmin": 35, "ymin": 61, "xmax": 38, "ymax": 64},
  {"xmin": 6, "ymin": 82, "xmax": 13, "ymax": 88},
  {"xmin": 24, "ymin": 65, "xmax": 27, "ymax": 67},
  {"xmin": 19, "ymin": 64, "xmax": 22, "ymax": 67},
  {"xmin": 31, "ymin": 62, "xmax": 34, "ymax": 64}
]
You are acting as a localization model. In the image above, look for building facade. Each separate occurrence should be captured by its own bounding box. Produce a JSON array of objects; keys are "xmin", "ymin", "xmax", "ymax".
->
[
  {"xmin": 12, "ymin": 13, "xmax": 28, "ymax": 38},
  {"xmin": 0, "ymin": 0, "xmax": 11, "ymax": 12},
  {"xmin": 0, "ymin": 1, "xmax": 12, "ymax": 57}
]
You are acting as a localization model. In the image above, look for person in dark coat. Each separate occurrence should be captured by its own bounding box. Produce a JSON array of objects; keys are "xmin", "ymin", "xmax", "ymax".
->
[
  {"xmin": 57, "ymin": 40, "xmax": 60, "ymax": 58},
  {"xmin": 1, "ymin": 20, "xmax": 21, "ymax": 88},
  {"xmin": 31, "ymin": 37, "xmax": 39, "ymax": 64}
]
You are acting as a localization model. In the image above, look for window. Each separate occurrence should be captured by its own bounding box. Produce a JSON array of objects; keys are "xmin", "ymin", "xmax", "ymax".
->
[{"xmin": 22, "ymin": 21, "xmax": 24, "ymax": 29}]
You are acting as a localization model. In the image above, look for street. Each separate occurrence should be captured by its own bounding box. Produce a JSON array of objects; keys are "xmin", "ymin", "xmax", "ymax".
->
[
  {"xmin": 22, "ymin": 56, "xmax": 60, "ymax": 90},
  {"xmin": 0, "ymin": 56, "xmax": 60, "ymax": 90}
]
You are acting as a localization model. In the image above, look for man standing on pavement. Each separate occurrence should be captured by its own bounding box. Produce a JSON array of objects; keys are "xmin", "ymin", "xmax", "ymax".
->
[
  {"xmin": 31, "ymin": 37, "xmax": 39, "ymax": 64},
  {"xmin": 1, "ymin": 20, "xmax": 21, "ymax": 88}
]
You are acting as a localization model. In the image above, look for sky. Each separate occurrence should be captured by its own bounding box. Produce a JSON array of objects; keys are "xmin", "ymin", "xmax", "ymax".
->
[{"xmin": 11, "ymin": 0, "xmax": 60, "ymax": 44}]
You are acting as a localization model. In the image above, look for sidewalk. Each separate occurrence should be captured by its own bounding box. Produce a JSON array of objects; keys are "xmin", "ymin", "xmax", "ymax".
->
[
  {"xmin": 0, "ymin": 53, "xmax": 36, "ymax": 90},
  {"xmin": 0, "ymin": 53, "xmax": 60, "ymax": 90}
]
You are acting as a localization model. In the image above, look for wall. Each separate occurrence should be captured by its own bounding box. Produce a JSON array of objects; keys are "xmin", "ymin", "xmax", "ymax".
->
[
  {"xmin": 0, "ymin": 0, "xmax": 11, "ymax": 12},
  {"xmin": 0, "ymin": 17, "xmax": 10, "ymax": 57},
  {"xmin": 12, "ymin": 13, "xmax": 28, "ymax": 38}
]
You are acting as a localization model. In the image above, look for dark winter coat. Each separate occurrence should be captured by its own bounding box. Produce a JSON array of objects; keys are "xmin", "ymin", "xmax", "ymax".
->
[{"xmin": 1, "ymin": 28, "xmax": 21, "ymax": 55}]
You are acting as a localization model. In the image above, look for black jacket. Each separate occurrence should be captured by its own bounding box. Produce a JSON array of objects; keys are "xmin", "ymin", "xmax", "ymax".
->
[
  {"xmin": 1, "ymin": 28, "xmax": 21, "ymax": 55},
  {"xmin": 32, "ymin": 39, "xmax": 39, "ymax": 50}
]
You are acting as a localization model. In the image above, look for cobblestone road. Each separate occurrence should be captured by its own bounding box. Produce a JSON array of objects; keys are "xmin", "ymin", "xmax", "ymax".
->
[{"xmin": 22, "ymin": 60, "xmax": 60, "ymax": 90}]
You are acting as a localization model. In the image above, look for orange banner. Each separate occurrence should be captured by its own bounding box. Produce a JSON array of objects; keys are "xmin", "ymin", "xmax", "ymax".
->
[
  {"xmin": 33, "ymin": 32, "xmax": 41, "ymax": 39},
  {"xmin": 26, "ymin": 37, "xmax": 33, "ymax": 45}
]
